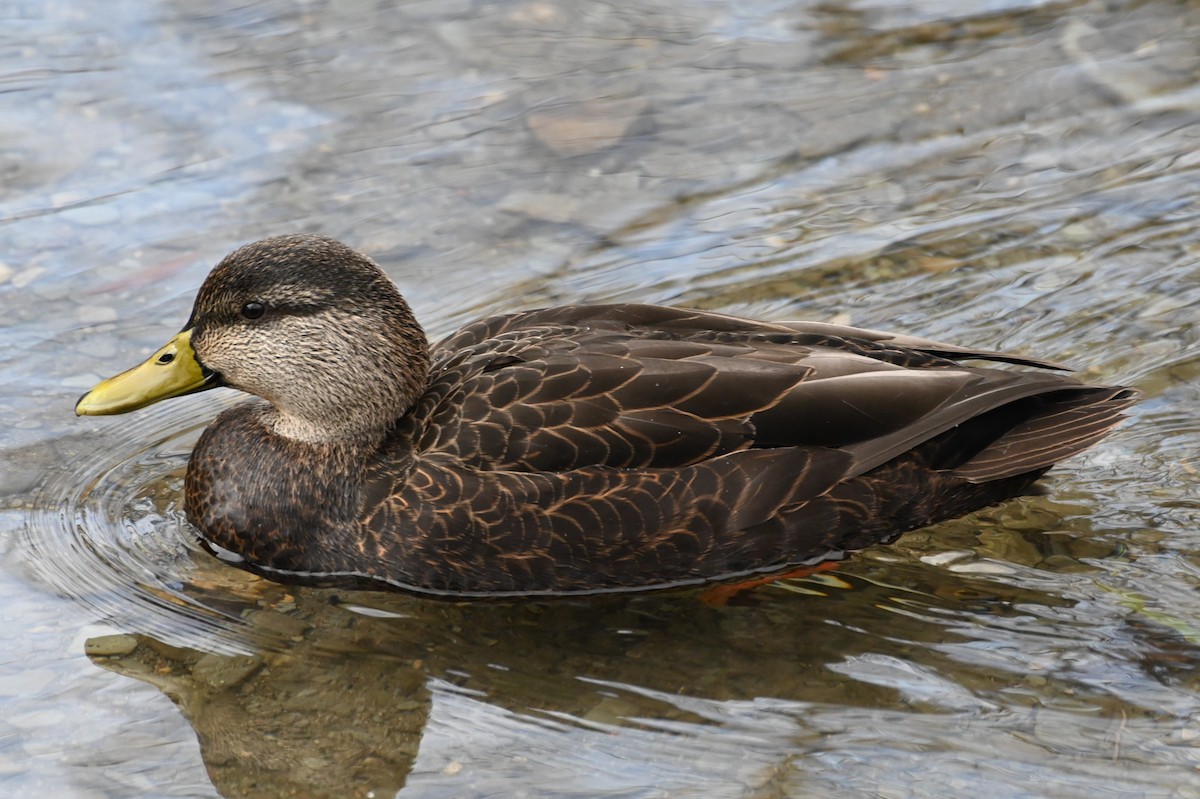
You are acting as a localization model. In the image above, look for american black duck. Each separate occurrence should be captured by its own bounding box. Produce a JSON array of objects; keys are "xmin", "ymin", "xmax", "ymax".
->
[{"xmin": 76, "ymin": 235, "xmax": 1136, "ymax": 598}]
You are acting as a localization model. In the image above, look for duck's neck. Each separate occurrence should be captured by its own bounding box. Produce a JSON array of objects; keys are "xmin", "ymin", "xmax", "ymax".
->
[
  {"xmin": 257, "ymin": 306, "xmax": 431, "ymax": 445},
  {"xmin": 267, "ymin": 407, "xmax": 394, "ymax": 446}
]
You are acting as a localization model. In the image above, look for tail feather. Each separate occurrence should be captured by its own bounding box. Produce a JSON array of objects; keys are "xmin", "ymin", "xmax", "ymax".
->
[{"xmin": 953, "ymin": 387, "xmax": 1137, "ymax": 483}]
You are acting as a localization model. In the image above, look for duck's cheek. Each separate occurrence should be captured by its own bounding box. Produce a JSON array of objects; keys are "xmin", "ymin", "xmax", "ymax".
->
[
  {"xmin": 207, "ymin": 358, "xmax": 294, "ymax": 407},
  {"xmin": 189, "ymin": 346, "xmax": 235, "ymax": 390},
  {"xmin": 192, "ymin": 333, "xmax": 271, "ymax": 393},
  {"xmin": 205, "ymin": 361, "xmax": 262, "ymax": 398}
]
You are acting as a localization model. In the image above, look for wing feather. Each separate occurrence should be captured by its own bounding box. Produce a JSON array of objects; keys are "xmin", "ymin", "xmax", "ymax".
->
[{"xmin": 342, "ymin": 302, "xmax": 1140, "ymax": 596}]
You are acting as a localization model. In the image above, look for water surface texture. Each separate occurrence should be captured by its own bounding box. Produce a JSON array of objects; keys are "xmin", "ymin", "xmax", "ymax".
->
[{"xmin": 2, "ymin": 1, "xmax": 1199, "ymax": 797}]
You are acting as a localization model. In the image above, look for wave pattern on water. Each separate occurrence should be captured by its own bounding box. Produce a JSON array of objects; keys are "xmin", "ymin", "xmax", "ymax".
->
[{"xmin": 22, "ymin": 396, "xmax": 278, "ymax": 655}]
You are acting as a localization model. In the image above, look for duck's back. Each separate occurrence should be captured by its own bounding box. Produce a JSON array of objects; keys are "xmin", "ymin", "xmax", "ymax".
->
[{"xmin": 341, "ymin": 305, "xmax": 1134, "ymax": 596}]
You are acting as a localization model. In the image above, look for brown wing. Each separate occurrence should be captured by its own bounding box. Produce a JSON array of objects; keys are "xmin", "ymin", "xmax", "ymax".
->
[
  {"xmin": 413, "ymin": 304, "xmax": 1112, "ymax": 475},
  {"xmin": 346, "ymin": 303, "xmax": 1135, "ymax": 596}
]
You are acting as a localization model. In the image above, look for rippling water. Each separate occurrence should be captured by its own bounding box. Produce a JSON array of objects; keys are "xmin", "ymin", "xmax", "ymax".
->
[{"xmin": 3, "ymin": 1, "xmax": 1200, "ymax": 797}]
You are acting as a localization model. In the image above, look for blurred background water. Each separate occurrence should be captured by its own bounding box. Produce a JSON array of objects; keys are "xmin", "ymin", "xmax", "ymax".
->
[{"xmin": 2, "ymin": 0, "xmax": 1199, "ymax": 797}]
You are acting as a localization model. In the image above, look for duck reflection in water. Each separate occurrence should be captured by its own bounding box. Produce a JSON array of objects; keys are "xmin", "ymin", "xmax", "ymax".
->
[{"xmin": 86, "ymin": 554, "xmax": 1120, "ymax": 799}]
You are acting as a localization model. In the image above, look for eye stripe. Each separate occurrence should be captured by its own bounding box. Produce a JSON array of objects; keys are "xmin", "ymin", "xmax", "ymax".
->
[{"xmin": 265, "ymin": 301, "xmax": 326, "ymax": 317}]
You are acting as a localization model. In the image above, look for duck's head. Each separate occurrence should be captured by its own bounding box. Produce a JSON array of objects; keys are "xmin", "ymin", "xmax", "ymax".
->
[{"xmin": 76, "ymin": 235, "xmax": 430, "ymax": 443}]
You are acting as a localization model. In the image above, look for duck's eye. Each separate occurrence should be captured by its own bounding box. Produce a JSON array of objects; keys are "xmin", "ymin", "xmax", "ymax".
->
[{"xmin": 241, "ymin": 302, "xmax": 266, "ymax": 320}]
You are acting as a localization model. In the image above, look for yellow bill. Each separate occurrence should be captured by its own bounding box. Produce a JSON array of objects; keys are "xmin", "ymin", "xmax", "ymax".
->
[{"xmin": 76, "ymin": 329, "xmax": 214, "ymax": 416}]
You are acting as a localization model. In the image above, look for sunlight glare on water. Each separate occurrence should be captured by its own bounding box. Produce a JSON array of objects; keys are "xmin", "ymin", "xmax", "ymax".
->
[{"xmin": 1, "ymin": 0, "xmax": 1199, "ymax": 797}]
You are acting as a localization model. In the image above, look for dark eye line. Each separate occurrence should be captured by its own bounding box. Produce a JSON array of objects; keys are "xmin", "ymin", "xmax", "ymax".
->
[{"xmin": 268, "ymin": 303, "xmax": 325, "ymax": 317}]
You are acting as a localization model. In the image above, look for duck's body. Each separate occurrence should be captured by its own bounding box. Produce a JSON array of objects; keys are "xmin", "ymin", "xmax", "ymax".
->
[{"xmin": 79, "ymin": 236, "xmax": 1136, "ymax": 598}]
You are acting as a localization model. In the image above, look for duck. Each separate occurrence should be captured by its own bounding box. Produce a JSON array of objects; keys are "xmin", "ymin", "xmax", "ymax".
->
[{"xmin": 76, "ymin": 234, "xmax": 1137, "ymax": 598}]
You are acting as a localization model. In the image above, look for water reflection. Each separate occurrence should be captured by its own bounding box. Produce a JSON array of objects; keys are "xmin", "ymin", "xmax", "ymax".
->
[
  {"xmin": 91, "ymin": 631, "xmax": 426, "ymax": 799},
  {"xmin": 88, "ymin": 548, "xmax": 1200, "ymax": 798}
]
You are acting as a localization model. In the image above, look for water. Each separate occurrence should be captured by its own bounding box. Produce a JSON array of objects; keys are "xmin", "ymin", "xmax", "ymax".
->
[{"xmin": 2, "ymin": 0, "xmax": 1199, "ymax": 796}]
